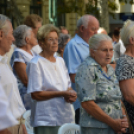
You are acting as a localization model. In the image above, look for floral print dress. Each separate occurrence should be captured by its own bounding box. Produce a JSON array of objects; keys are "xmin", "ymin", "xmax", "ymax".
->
[
  {"xmin": 10, "ymin": 48, "xmax": 37, "ymax": 110},
  {"xmin": 116, "ymin": 54, "xmax": 134, "ymax": 129},
  {"xmin": 75, "ymin": 56, "xmax": 122, "ymax": 134}
]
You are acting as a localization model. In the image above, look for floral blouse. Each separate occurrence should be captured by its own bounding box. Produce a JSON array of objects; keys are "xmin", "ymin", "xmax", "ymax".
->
[
  {"xmin": 10, "ymin": 48, "xmax": 37, "ymax": 110},
  {"xmin": 116, "ymin": 54, "xmax": 134, "ymax": 128},
  {"xmin": 75, "ymin": 56, "xmax": 122, "ymax": 128}
]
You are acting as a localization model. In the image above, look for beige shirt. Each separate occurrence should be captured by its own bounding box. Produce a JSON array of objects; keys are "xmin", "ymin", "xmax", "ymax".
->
[{"xmin": 0, "ymin": 55, "xmax": 25, "ymax": 120}]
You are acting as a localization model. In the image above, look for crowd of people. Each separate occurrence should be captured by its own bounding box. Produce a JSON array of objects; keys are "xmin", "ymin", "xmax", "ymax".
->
[{"xmin": 0, "ymin": 12, "xmax": 134, "ymax": 134}]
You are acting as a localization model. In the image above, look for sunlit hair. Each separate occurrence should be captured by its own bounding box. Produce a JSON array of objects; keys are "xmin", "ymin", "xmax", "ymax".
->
[
  {"xmin": 89, "ymin": 34, "xmax": 112, "ymax": 49},
  {"xmin": 13, "ymin": 25, "xmax": 32, "ymax": 47},
  {"xmin": 77, "ymin": 14, "xmax": 96, "ymax": 29},
  {"xmin": 120, "ymin": 19, "xmax": 134, "ymax": 47},
  {"xmin": 0, "ymin": 14, "xmax": 11, "ymax": 34},
  {"xmin": 37, "ymin": 24, "xmax": 59, "ymax": 44}
]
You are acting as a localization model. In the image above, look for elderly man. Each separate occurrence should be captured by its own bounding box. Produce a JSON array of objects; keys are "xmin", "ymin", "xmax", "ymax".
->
[
  {"xmin": 0, "ymin": 14, "xmax": 26, "ymax": 134},
  {"xmin": 63, "ymin": 14, "xmax": 99, "ymax": 124}
]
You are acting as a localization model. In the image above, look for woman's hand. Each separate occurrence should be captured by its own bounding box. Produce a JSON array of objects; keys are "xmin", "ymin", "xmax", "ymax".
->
[
  {"xmin": 68, "ymin": 90, "xmax": 77, "ymax": 103},
  {"xmin": 111, "ymin": 118, "xmax": 128, "ymax": 133},
  {"xmin": 63, "ymin": 89, "xmax": 77, "ymax": 103}
]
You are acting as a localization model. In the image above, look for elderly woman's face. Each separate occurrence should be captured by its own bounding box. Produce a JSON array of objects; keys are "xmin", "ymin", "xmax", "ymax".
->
[
  {"xmin": 27, "ymin": 30, "xmax": 38, "ymax": 47},
  {"xmin": 43, "ymin": 31, "xmax": 58, "ymax": 52},
  {"xmin": 93, "ymin": 40, "xmax": 113, "ymax": 67}
]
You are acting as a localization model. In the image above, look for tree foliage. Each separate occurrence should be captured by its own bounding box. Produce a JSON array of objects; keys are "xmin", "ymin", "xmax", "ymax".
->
[
  {"xmin": 57, "ymin": 0, "xmax": 132, "ymax": 20},
  {"xmin": 119, "ymin": 0, "xmax": 134, "ymax": 4}
]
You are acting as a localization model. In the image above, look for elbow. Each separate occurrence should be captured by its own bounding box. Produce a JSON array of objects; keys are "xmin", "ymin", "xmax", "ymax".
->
[
  {"xmin": 124, "ymin": 94, "xmax": 134, "ymax": 106},
  {"xmin": 21, "ymin": 79, "xmax": 28, "ymax": 87}
]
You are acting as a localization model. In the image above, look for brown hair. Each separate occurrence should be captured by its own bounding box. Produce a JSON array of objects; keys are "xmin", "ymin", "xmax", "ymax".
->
[{"xmin": 23, "ymin": 14, "xmax": 42, "ymax": 28}]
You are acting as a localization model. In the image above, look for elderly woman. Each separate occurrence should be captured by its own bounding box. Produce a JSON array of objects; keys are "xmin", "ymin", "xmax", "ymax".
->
[
  {"xmin": 75, "ymin": 34, "xmax": 128, "ymax": 134},
  {"xmin": 26, "ymin": 24, "xmax": 77, "ymax": 134},
  {"xmin": 116, "ymin": 20, "xmax": 134, "ymax": 131},
  {"xmin": 10, "ymin": 25, "xmax": 38, "ymax": 110},
  {"xmin": 57, "ymin": 33, "xmax": 71, "ymax": 57}
]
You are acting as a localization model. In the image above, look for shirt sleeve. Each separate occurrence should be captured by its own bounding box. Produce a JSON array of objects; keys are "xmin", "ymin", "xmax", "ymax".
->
[
  {"xmin": 26, "ymin": 61, "xmax": 43, "ymax": 93},
  {"xmin": 75, "ymin": 64, "xmax": 96, "ymax": 102},
  {"xmin": 63, "ymin": 41, "xmax": 81, "ymax": 74},
  {"xmin": 0, "ymin": 84, "xmax": 18, "ymax": 130},
  {"xmin": 10, "ymin": 51, "xmax": 25, "ymax": 68},
  {"xmin": 116, "ymin": 58, "xmax": 134, "ymax": 81}
]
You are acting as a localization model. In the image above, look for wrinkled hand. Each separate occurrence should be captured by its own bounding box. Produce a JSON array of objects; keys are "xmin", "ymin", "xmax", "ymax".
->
[
  {"xmin": 68, "ymin": 90, "xmax": 77, "ymax": 103},
  {"xmin": 111, "ymin": 118, "xmax": 128, "ymax": 133},
  {"xmin": 63, "ymin": 89, "xmax": 77, "ymax": 103}
]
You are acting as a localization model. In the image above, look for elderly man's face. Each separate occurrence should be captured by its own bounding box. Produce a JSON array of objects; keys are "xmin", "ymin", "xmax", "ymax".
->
[
  {"xmin": 93, "ymin": 40, "xmax": 113, "ymax": 67},
  {"xmin": 0, "ymin": 21, "xmax": 15, "ymax": 55},
  {"xmin": 83, "ymin": 18, "xmax": 99, "ymax": 42}
]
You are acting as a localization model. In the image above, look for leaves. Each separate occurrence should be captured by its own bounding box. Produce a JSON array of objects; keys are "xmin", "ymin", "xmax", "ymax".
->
[{"xmin": 119, "ymin": 0, "xmax": 134, "ymax": 4}]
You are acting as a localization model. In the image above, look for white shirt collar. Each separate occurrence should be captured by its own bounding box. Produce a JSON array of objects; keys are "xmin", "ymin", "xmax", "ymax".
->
[{"xmin": 0, "ymin": 55, "xmax": 8, "ymax": 64}]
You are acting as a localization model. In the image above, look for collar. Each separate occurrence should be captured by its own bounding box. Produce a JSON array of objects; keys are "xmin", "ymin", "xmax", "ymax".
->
[
  {"xmin": 0, "ymin": 55, "xmax": 8, "ymax": 64},
  {"xmin": 14, "ymin": 48, "xmax": 34, "ymax": 59},
  {"xmin": 88, "ymin": 56, "xmax": 114, "ymax": 76},
  {"xmin": 74, "ymin": 34, "xmax": 89, "ymax": 47}
]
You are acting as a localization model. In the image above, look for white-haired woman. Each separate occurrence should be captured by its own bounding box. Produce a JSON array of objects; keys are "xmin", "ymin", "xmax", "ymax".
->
[
  {"xmin": 75, "ymin": 34, "xmax": 128, "ymax": 134},
  {"xmin": 116, "ymin": 20, "xmax": 134, "ymax": 131},
  {"xmin": 26, "ymin": 24, "xmax": 77, "ymax": 134},
  {"xmin": 10, "ymin": 25, "xmax": 38, "ymax": 110}
]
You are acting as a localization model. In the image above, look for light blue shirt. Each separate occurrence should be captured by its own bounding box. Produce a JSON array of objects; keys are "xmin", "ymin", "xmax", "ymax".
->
[{"xmin": 63, "ymin": 34, "xmax": 89, "ymax": 110}]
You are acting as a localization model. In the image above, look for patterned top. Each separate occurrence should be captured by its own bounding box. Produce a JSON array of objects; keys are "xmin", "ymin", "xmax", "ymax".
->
[
  {"xmin": 10, "ymin": 48, "xmax": 37, "ymax": 110},
  {"xmin": 116, "ymin": 54, "xmax": 134, "ymax": 128},
  {"xmin": 75, "ymin": 56, "xmax": 122, "ymax": 128}
]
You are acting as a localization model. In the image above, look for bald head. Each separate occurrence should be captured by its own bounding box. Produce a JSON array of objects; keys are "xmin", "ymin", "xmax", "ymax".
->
[
  {"xmin": 77, "ymin": 15, "xmax": 99, "ymax": 29},
  {"xmin": 77, "ymin": 15, "xmax": 99, "ymax": 43},
  {"xmin": 98, "ymin": 27, "xmax": 107, "ymax": 35}
]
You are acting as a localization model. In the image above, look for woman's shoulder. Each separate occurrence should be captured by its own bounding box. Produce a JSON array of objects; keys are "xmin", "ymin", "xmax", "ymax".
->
[
  {"xmin": 30, "ymin": 55, "xmax": 42, "ymax": 65},
  {"xmin": 79, "ymin": 56, "xmax": 98, "ymax": 68},
  {"xmin": 77, "ymin": 56, "xmax": 96, "ymax": 74},
  {"xmin": 117, "ymin": 54, "xmax": 134, "ymax": 66}
]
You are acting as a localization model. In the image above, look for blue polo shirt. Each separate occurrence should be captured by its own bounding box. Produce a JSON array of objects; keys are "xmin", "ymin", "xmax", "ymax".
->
[{"xmin": 63, "ymin": 34, "xmax": 89, "ymax": 110}]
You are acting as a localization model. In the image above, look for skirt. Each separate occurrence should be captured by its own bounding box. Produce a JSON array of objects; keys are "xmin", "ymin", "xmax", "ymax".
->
[{"xmin": 34, "ymin": 126, "xmax": 60, "ymax": 134}]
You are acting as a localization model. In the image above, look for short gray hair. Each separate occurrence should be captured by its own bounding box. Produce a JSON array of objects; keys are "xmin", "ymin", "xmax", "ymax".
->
[
  {"xmin": 120, "ymin": 19, "xmax": 134, "ymax": 47},
  {"xmin": 77, "ymin": 14, "xmax": 95, "ymax": 28},
  {"xmin": 58, "ymin": 33, "xmax": 71, "ymax": 48},
  {"xmin": 0, "ymin": 14, "xmax": 11, "ymax": 34},
  {"xmin": 58, "ymin": 33, "xmax": 71, "ymax": 53},
  {"xmin": 13, "ymin": 25, "xmax": 32, "ymax": 47},
  {"xmin": 89, "ymin": 34, "xmax": 112, "ymax": 49}
]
